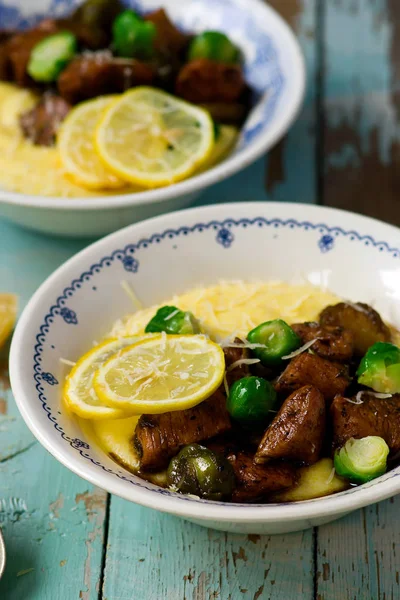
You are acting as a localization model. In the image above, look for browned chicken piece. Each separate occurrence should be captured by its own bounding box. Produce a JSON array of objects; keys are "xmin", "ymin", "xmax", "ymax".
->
[
  {"xmin": 291, "ymin": 322, "xmax": 354, "ymax": 363},
  {"xmin": 0, "ymin": 41, "xmax": 12, "ymax": 81},
  {"xmin": 223, "ymin": 338, "xmax": 251, "ymax": 387},
  {"xmin": 58, "ymin": 55, "xmax": 154, "ymax": 104},
  {"xmin": 274, "ymin": 352, "xmax": 350, "ymax": 402},
  {"xmin": 228, "ymin": 452, "xmax": 297, "ymax": 503},
  {"xmin": 199, "ymin": 102, "xmax": 247, "ymax": 124},
  {"xmin": 0, "ymin": 30, "xmax": 16, "ymax": 44},
  {"xmin": 319, "ymin": 302, "xmax": 391, "ymax": 356},
  {"xmin": 255, "ymin": 385, "xmax": 326, "ymax": 465},
  {"xmin": 134, "ymin": 389, "xmax": 231, "ymax": 471},
  {"xmin": 19, "ymin": 93, "xmax": 71, "ymax": 146},
  {"xmin": 176, "ymin": 58, "xmax": 245, "ymax": 104},
  {"xmin": 145, "ymin": 8, "xmax": 191, "ymax": 55},
  {"xmin": 3, "ymin": 21, "xmax": 60, "ymax": 87},
  {"xmin": 331, "ymin": 394, "xmax": 400, "ymax": 454},
  {"xmin": 250, "ymin": 362, "xmax": 275, "ymax": 381}
]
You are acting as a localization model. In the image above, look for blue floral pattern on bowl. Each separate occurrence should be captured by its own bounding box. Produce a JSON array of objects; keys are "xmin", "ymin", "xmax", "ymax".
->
[
  {"xmin": 216, "ymin": 227, "xmax": 234, "ymax": 248},
  {"xmin": 71, "ymin": 438, "xmax": 90, "ymax": 450},
  {"xmin": 121, "ymin": 255, "xmax": 140, "ymax": 273},
  {"xmin": 59, "ymin": 307, "xmax": 78, "ymax": 325},
  {"xmin": 318, "ymin": 234, "xmax": 335, "ymax": 253},
  {"xmin": 41, "ymin": 372, "xmax": 59, "ymax": 386}
]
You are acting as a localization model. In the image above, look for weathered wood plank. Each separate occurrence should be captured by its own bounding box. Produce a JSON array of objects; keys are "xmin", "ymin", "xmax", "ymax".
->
[
  {"xmin": 0, "ymin": 343, "xmax": 36, "ymax": 463},
  {"xmin": 0, "ymin": 219, "xmax": 87, "ymax": 310},
  {"xmin": 195, "ymin": 0, "xmax": 318, "ymax": 207},
  {"xmin": 322, "ymin": 0, "xmax": 400, "ymax": 225},
  {"xmin": 316, "ymin": 497, "xmax": 400, "ymax": 600},
  {"xmin": 0, "ymin": 443, "xmax": 107, "ymax": 600},
  {"xmin": 0, "ymin": 219, "xmax": 87, "ymax": 464},
  {"xmin": 102, "ymin": 497, "xmax": 314, "ymax": 600},
  {"xmin": 317, "ymin": 2, "xmax": 400, "ymax": 598}
]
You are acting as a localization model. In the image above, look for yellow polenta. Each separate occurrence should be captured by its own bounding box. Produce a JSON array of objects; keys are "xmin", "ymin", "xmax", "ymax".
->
[
  {"xmin": 110, "ymin": 280, "xmax": 341, "ymax": 342},
  {"xmin": 0, "ymin": 82, "xmax": 134, "ymax": 198}
]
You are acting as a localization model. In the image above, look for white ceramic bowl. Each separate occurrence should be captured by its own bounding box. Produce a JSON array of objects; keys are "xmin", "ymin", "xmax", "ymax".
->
[
  {"xmin": 0, "ymin": 0, "xmax": 305, "ymax": 238},
  {"xmin": 10, "ymin": 201, "xmax": 400, "ymax": 534}
]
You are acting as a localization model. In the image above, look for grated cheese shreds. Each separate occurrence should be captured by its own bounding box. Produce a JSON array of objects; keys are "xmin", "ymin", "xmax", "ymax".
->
[
  {"xmin": 59, "ymin": 358, "xmax": 76, "ymax": 367},
  {"xmin": 282, "ymin": 338, "xmax": 320, "ymax": 360},
  {"xmin": 121, "ymin": 280, "xmax": 143, "ymax": 310},
  {"xmin": 226, "ymin": 358, "xmax": 260, "ymax": 372},
  {"xmin": 109, "ymin": 281, "xmax": 341, "ymax": 342},
  {"xmin": 325, "ymin": 467, "xmax": 336, "ymax": 485},
  {"xmin": 223, "ymin": 373, "xmax": 230, "ymax": 397},
  {"xmin": 355, "ymin": 391, "xmax": 392, "ymax": 404}
]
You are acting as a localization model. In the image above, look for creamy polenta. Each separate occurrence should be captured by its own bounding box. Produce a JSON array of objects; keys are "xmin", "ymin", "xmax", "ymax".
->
[
  {"xmin": 0, "ymin": 82, "xmax": 134, "ymax": 197},
  {"xmin": 110, "ymin": 280, "xmax": 342, "ymax": 342}
]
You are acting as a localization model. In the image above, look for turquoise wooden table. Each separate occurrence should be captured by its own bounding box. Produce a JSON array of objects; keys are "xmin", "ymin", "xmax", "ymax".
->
[{"xmin": 2, "ymin": 1, "xmax": 400, "ymax": 598}]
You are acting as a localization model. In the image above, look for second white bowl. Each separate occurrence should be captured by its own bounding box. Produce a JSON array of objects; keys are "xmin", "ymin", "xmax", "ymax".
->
[{"xmin": 0, "ymin": 0, "xmax": 305, "ymax": 237}]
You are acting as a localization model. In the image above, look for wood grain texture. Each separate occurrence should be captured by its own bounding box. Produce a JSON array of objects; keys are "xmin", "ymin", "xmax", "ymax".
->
[
  {"xmin": 102, "ymin": 497, "xmax": 313, "ymax": 600},
  {"xmin": 316, "ymin": 497, "xmax": 400, "ymax": 600},
  {"xmin": 0, "ymin": 220, "xmax": 105, "ymax": 600},
  {"xmin": 0, "ymin": 219, "xmax": 88, "ymax": 310},
  {"xmin": 322, "ymin": 0, "xmax": 400, "ymax": 225},
  {"xmin": 0, "ymin": 444, "xmax": 107, "ymax": 600}
]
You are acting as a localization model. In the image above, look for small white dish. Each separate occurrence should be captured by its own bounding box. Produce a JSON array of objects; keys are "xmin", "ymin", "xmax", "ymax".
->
[
  {"xmin": 0, "ymin": 0, "xmax": 305, "ymax": 237},
  {"xmin": 9, "ymin": 201, "xmax": 400, "ymax": 534}
]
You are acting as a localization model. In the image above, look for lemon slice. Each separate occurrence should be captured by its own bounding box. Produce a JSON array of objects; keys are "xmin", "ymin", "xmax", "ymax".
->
[
  {"xmin": 0, "ymin": 294, "xmax": 17, "ymax": 349},
  {"xmin": 93, "ymin": 334, "xmax": 225, "ymax": 413},
  {"xmin": 64, "ymin": 336, "xmax": 145, "ymax": 420},
  {"xmin": 199, "ymin": 125, "xmax": 238, "ymax": 172},
  {"xmin": 95, "ymin": 87, "xmax": 214, "ymax": 188},
  {"xmin": 58, "ymin": 95, "xmax": 126, "ymax": 190}
]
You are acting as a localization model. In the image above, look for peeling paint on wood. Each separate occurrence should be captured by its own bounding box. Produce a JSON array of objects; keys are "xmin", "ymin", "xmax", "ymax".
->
[
  {"xmin": 0, "ymin": 444, "xmax": 106, "ymax": 600},
  {"xmin": 322, "ymin": 0, "xmax": 400, "ymax": 225},
  {"xmin": 192, "ymin": 0, "xmax": 317, "ymax": 208},
  {"xmin": 316, "ymin": 499, "xmax": 400, "ymax": 599},
  {"xmin": 102, "ymin": 498, "xmax": 314, "ymax": 600}
]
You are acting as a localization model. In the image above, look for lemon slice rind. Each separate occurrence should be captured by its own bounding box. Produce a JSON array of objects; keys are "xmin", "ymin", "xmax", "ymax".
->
[
  {"xmin": 58, "ymin": 95, "xmax": 126, "ymax": 190},
  {"xmin": 64, "ymin": 335, "xmax": 146, "ymax": 420}
]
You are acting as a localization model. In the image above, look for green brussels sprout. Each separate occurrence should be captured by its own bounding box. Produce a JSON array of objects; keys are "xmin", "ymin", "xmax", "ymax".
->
[
  {"xmin": 334, "ymin": 436, "xmax": 389, "ymax": 484},
  {"xmin": 28, "ymin": 32, "xmax": 77, "ymax": 82},
  {"xmin": 188, "ymin": 31, "xmax": 240, "ymax": 64},
  {"xmin": 227, "ymin": 376, "xmax": 278, "ymax": 427},
  {"xmin": 357, "ymin": 341, "xmax": 400, "ymax": 394},
  {"xmin": 144, "ymin": 306, "xmax": 200, "ymax": 335},
  {"xmin": 247, "ymin": 319, "xmax": 301, "ymax": 367},
  {"xmin": 167, "ymin": 444, "xmax": 235, "ymax": 500},
  {"xmin": 113, "ymin": 9, "xmax": 156, "ymax": 59}
]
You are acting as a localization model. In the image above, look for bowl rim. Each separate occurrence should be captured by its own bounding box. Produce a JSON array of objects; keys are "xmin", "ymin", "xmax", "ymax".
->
[
  {"xmin": 9, "ymin": 201, "xmax": 400, "ymax": 523},
  {"xmin": 0, "ymin": 0, "xmax": 305, "ymax": 212}
]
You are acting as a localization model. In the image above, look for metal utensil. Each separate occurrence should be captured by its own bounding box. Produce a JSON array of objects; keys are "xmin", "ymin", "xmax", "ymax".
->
[{"xmin": 0, "ymin": 529, "xmax": 6, "ymax": 579}]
